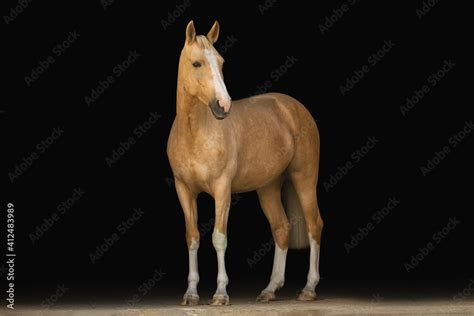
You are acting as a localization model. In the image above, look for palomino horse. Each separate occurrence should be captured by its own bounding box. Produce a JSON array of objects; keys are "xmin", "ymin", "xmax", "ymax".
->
[{"xmin": 167, "ymin": 21, "xmax": 324, "ymax": 306}]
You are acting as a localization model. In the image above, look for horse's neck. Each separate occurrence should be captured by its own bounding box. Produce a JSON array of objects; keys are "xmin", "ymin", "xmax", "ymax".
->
[{"xmin": 176, "ymin": 86, "xmax": 223, "ymax": 142}]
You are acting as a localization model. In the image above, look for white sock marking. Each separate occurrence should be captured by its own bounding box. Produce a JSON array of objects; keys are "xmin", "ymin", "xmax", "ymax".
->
[
  {"xmin": 213, "ymin": 231, "xmax": 229, "ymax": 296},
  {"xmin": 185, "ymin": 238, "xmax": 199, "ymax": 296},
  {"xmin": 263, "ymin": 244, "xmax": 288, "ymax": 293},
  {"xmin": 304, "ymin": 233, "xmax": 320, "ymax": 292}
]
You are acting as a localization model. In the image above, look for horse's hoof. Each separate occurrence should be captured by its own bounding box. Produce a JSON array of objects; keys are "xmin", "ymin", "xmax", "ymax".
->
[
  {"xmin": 256, "ymin": 291, "xmax": 275, "ymax": 303},
  {"xmin": 181, "ymin": 294, "xmax": 199, "ymax": 305},
  {"xmin": 297, "ymin": 289, "xmax": 317, "ymax": 301},
  {"xmin": 210, "ymin": 294, "xmax": 230, "ymax": 306}
]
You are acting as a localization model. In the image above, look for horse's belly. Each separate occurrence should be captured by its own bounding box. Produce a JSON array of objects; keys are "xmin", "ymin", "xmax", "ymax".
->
[{"xmin": 231, "ymin": 150, "xmax": 292, "ymax": 192}]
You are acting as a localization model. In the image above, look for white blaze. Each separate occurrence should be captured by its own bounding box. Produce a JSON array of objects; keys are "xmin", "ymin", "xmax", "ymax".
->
[{"xmin": 204, "ymin": 49, "xmax": 231, "ymax": 112}]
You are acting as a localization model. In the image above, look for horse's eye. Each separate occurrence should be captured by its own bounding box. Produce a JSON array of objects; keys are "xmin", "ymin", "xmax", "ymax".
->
[{"xmin": 192, "ymin": 61, "xmax": 202, "ymax": 68}]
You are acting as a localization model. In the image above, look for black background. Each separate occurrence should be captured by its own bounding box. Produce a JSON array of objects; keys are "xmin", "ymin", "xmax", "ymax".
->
[{"xmin": 2, "ymin": 0, "xmax": 471, "ymax": 305}]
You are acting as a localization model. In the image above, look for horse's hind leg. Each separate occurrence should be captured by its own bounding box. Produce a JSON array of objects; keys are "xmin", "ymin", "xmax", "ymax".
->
[
  {"xmin": 289, "ymin": 170, "xmax": 324, "ymax": 301},
  {"xmin": 255, "ymin": 177, "xmax": 290, "ymax": 302}
]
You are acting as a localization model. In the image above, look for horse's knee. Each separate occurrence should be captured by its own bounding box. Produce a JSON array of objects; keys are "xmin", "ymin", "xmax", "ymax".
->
[
  {"xmin": 212, "ymin": 231, "xmax": 227, "ymax": 251},
  {"xmin": 186, "ymin": 232, "xmax": 200, "ymax": 249}
]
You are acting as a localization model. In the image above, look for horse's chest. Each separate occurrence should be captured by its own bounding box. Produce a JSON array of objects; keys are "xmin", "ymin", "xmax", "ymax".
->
[{"xmin": 170, "ymin": 142, "xmax": 228, "ymax": 184}]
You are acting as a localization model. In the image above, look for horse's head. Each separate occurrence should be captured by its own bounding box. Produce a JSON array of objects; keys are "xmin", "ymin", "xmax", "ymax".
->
[{"xmin": 179, "ymin": 20, "xmax": 232, "ymax": 120}]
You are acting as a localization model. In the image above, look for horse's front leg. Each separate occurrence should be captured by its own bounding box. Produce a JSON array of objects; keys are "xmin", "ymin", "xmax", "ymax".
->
[
  {"xmin": 210, "ymin": 179, "xmax": 231, "ymax": 306},
  {"xmin": 175, "ymin": 178, "xmax": 200, "ymax": 306}
]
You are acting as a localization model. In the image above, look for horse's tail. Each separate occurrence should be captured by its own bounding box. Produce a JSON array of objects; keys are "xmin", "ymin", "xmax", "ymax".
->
[{"xmin": 283, "ymin": 180, "xmax": 309, "ymax": 249}]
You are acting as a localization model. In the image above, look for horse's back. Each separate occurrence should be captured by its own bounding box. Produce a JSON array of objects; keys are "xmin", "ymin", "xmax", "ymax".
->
[{"xmin": 233, "ymin": 92, "xmax": 318, "ymax": 143}]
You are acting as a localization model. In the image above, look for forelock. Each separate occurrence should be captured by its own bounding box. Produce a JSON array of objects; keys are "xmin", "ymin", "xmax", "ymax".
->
[{"xmin": 195, "ymin": 35, "xmax": 214, "ymax": 50}]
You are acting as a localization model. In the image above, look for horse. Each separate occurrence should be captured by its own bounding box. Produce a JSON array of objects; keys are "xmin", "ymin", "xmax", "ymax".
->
[{"xmin": 167, "ymin": 20, "xmax": 324, "ymax": 306}]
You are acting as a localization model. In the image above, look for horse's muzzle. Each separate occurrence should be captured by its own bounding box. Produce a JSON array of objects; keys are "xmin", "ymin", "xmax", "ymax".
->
[{"xmin": 209, "ymin": 99, "xmax": 232, "ymax": 120}]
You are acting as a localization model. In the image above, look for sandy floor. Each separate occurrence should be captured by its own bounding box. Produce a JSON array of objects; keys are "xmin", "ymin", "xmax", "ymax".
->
[
  {"xmin": 7, "ymin": 280, "xmax": 474, "ymax": 315},
  {"xmin": 6, "ymin": 296, "xmax": 474, "ymax": 316}
]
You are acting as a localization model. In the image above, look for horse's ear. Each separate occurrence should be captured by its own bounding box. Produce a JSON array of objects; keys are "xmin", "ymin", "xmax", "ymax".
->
[
  {"xmin": 206, "ymin": 21, "xmax": 220, "ymax": 44},
  {"xmin": 185, "ymin": 20, "xmax": 196, "ymax": 44}
]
